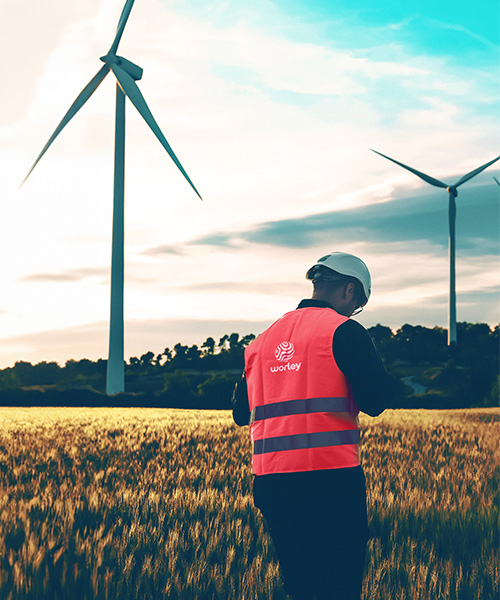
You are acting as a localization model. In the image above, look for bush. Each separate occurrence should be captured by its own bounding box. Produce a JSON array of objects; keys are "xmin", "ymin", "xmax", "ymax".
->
[{"xmin": 198, "ymin": 373, "xmax": 239, "ymax": 409}]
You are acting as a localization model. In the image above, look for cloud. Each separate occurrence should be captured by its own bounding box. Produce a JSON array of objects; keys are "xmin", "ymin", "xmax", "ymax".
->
[
  {"xmin": 169, "ymin": 280, "xmax": 302, "ymax": 297},
  {"xmin": 424, "ymin": 18, "xmax": 499, "ymax": 51},
  {"xmin": 21, "ymin": 267, "xmax": 109, "ymax": 283},
  {"xmin": 142, "ymin": 246, "xmax": 187, "ymax": 257},
  {"xmin": 144, "ymin": 180, "xmax": 499, "ymax": 256},
  {"xmin": 206, "ymin": 24, "xmax": 429, "ymax": 99},
  {"xmin": 22, "ymin": 274, "xmax": 81, "ymax": 283},
  {"xmin": 20, "ymin": 265, "xmax": 163, "ymax": 286}
]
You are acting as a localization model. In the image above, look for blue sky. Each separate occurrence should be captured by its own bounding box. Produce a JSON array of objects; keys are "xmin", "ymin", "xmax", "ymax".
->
[{"xmin": 0, "ymin": 0, "xmax": 498, "ymax": 367}]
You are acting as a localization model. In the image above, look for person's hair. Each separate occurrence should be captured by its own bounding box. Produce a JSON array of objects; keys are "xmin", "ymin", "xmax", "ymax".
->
[{"xmin": 309, "ymin": 266, "xmax": 367, "ymax": 307}]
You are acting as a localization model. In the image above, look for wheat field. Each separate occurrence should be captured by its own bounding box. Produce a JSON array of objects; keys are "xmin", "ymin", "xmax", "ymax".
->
[{"xmin": 0, "ymin": 407, "xmax": 497, "ymax": 599}]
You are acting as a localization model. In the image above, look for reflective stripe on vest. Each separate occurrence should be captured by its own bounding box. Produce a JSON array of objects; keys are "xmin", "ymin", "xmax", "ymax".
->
[
  {"xmin": 245, "ymin": 307, "xmax": 361, "ymax": 475},
  {"xmin": 251, "ymin": 396, "xmax": 352, "ymax": 422},
  {"xmin": 254, "ymin": 428, "xmax": 361, "ymax": 455}
]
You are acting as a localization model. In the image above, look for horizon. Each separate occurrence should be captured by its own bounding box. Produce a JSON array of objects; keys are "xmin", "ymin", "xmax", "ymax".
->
[
  {"xmin": 1, "ymin": 0, "xmax": 499, "ymax": 369},
  {"xmin": 1, "ymin": 318, "xmax": 497, "ymax": 369}
]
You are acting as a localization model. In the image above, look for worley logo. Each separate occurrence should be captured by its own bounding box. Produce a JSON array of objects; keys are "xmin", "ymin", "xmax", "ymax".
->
[
  {"xmin": 271, "ymin": 341, "xmax": 301, "ymax": 373},
  {"xmin": 274, "ymin": 341, "xmax": 295, "ymax": 362}
]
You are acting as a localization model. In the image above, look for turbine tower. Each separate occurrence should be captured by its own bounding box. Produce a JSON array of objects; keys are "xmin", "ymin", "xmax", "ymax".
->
[
  {"xmin": 22, "ymin": 0, "xmax": 202, "ymax": 395},
  {"xmin": 371, "ymin": 149, "xmax": 499, "ymax": 345}
]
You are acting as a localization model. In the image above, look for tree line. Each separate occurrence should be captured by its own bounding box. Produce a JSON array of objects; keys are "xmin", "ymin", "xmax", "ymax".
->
[{"xmin": 0, "ymin": 323, "xmax": 497, "ymax": 409}]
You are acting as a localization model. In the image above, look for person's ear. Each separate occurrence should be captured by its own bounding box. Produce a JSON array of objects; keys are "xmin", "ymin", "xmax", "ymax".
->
[{"xmin": 345, "ymin": 282, "xmax": 356, "ymax": 300}]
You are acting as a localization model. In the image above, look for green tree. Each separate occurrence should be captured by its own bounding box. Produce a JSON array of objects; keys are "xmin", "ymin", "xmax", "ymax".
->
[
  {"xmin": 241, "ymin": 334, "xmax": 256, "ymax": 347},
  {"xmin": 64, "ymin": 359, "xmax": 97, "ymax": 378},
  {"xmin": 161, "ymin": 348, "xmax": 173, "ymax": 366},
  {"xmin": 198, "ymin": 373, "xmax": 237, "ymax": 409},
  {"xmin": 186, "ymin": 345, "xmax": 201, "ymax": 364},
  {"xmin": 162, "ymin": 370, "xmax": 197, "ymax": 405},
  {"xmin": 228, "ymin": 333, "xmax": 241, "ymax": 352},
  {"xmin": 0, "ymin": 368, "xmax": 21, "ymax": 390},
  {"xmin": 392, "ymin": 324, "xmax": 447, "ymax": 363},
  {"xmin": 140, "ymin": 351, "xmax": 155, "ymax": 367},
  {"xmin": 11, "ymin": 361, "xmax": 35, "ymax": 386},
  {"xmin": 169, "ymin": 344, "xmax": 189, "ymax": 369},
  {"xmin": 218, "ymin": 335, "xmax": 229, "ymax": 353},
  {"xmin": 201, "ymin": 337, "xmax": 216, "ymax": 355},
  {"xmin": 482, "ymin": 375, "xmax": 499, "ymax": 407}
]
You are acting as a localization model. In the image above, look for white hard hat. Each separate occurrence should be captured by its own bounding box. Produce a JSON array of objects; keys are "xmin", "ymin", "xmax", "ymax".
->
[{"xmin": 306, "ymin": 251, "xmax": 371, "ymax": 304}]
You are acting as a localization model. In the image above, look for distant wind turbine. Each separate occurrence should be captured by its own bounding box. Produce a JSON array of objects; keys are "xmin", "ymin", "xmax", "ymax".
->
[
  {"xmin": 22, "ymin": 0, "xmax": 202, "ymax": 395},
  {"xmin": 494, "ymin": 176, "xmax": 500, "ymax": 186},
  {"xmin": 371, "ymin": 149, "xmax": 500, "ymax": 346}
]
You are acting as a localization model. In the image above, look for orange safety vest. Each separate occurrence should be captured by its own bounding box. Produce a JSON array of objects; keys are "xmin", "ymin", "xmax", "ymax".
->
[{"xmin": 245, "ymin": 307, "xmax": 361, "ymax": 475}]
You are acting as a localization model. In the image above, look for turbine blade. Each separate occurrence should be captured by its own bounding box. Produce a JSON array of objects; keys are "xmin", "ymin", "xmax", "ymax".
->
[
  {"xmin": 22, "ymin": 64, "xmax": 110, "ymax": 185},
  {"xmin": 494, "ymin": 176, "xmax": 500, "ymax": 187},
  {"xmin": 109, "ymin": 0, "xmax": 136, "ymax": 56},
  {"xmin": 110, "ymin": 63, "xmax": 203, "ymax": 200},
  {"xmin": 370, "ymin": 149, "xmax": 448, "ymax": 189},
  {"xmin": 453, "ymin": 155, "xmax": 500, "ymax": 188}
]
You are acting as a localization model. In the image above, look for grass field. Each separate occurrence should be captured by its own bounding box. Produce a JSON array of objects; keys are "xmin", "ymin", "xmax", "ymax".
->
[{"xmin": 0, "ymin": 407, "xmax": 498, "ymax": 599}]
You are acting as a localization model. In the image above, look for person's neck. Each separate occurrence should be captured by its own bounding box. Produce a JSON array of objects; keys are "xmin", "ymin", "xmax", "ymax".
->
[
  {"xmin": 311, "ymin": 292, "xmax": 352, "ymax": 317},
  {"xmin": 311, "ymin": 292, "xmax": 332, "ymax": 304}
]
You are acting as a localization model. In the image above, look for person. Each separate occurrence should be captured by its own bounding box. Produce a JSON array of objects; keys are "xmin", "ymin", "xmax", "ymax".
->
[{"xmin": 232, "ymin": 251, "xmax": 401, "ymax": 600}]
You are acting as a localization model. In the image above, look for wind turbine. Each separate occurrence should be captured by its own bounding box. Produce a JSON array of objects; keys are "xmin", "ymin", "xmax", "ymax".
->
[
  {"xmin": 494, "ymin": 176, "xmax": 500, "ymax": 186},
  {"xmin": 371, "ymin": 149, "xmax": 500, "ymax": 346},
  {"xmin": 22, "ymin": 0, "xmax": 202, "ymax": 395}
]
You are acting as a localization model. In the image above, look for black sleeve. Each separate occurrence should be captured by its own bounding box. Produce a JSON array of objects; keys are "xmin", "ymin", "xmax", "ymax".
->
[
  {"xmin": 332, "ymin": 320, "xmax": 401, "ymax": 417},
  {"xmin": 232, "ymin": 372, "xmax": 251, "ymax": 426}
]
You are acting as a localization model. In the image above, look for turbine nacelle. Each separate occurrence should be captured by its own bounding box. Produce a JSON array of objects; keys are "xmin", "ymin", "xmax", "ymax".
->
[{"xmin": 100, "ymin": 54, "xmax": 143, "ymax": 81}]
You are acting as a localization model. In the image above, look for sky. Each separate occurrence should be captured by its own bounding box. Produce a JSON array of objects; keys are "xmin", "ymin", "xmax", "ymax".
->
[{"xmin": 1, "ymin": 0, "xmax": 499, "ymax": 368}]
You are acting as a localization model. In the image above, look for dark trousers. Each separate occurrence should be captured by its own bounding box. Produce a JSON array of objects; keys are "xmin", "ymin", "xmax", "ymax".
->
[{"xmin": 253, "ymin": 469, "xmax": 368, "ymax": 600}]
